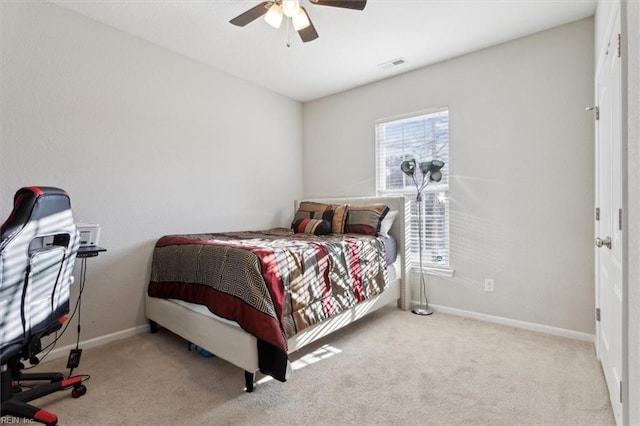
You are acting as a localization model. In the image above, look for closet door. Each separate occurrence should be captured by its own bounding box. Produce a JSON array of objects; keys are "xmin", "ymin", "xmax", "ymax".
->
[{"xmin": 594, "ymin": 5, "xmax": 623, "ymax": 425}]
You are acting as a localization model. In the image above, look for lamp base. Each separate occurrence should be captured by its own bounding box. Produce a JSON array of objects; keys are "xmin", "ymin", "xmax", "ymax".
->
[{"xmin": 411, "ymin": 306, "xmax": 434, "ymax": 316}]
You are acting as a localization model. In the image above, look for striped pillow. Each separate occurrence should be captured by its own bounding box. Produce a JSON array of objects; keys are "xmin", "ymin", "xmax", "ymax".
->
[
  {"xmin": 331, "ymin": 204, "xmax": 349, "ymax": 234},
  {"xmin": 292, "ymin": 201, "xmax": 334, "ymax": 225},
  {"xmin": 292, "ymin": 218, "xmax": 331, "ymax": 235},
  {"xmin": 344, "ymin": 204, "xmax": 390, "ymax": 236}
]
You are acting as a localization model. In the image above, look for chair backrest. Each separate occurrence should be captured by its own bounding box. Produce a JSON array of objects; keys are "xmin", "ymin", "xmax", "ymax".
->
[{"xmin": 0, "ymin": 187, "xmax": 80, "ymax": 363}]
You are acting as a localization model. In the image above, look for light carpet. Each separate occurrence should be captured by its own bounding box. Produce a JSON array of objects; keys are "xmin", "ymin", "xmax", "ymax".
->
[{"xmin": 8, "ymin": 306, "xmax": 614, "ymax": 425}]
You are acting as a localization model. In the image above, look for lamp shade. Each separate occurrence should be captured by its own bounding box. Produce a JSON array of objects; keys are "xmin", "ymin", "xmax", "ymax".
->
[
  {"xmin": 419, "ymin": 161, "xmax": 431, "ymax": 175},
  {"xmin": 429, "ymin": 160, "xmax": 445, "ymax": 182},
  {"xmin": 292, "ymin": 9, "xmax": 311, "ymax": 30},
  {"xmin": 264, "ymin": 3, "xmax": 283, "ymax": 28},
  {"xmin": 282, "ymin": 0, "xmax": 301, "ymax": 18},
  {"xmin": 400, "ymin": 159, "xmax": 416, "ymax": 176},
  {"xmin": 430, "ymin": 170, "xmax": 442, "ymax": 182},
  {"xmin": 430, "ymin": 159, "xmax": 445, "ymax": 171},
  {"xmin": 282, "ymin": 0, "xmax": 300, "ymax": 18}
]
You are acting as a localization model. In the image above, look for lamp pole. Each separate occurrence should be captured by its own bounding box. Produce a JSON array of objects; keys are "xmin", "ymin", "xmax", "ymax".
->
[
  {"xmin": 412, "ymin": 190, "xmax": 433, "ymax": 316},
  {"xmin": 400, "ymin": 158, "xmax": 443, "ymax": 316}
]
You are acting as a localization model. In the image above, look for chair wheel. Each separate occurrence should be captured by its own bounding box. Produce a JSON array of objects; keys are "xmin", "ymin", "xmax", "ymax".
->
[{"xmin": 72, "ymin": 384, "xmax": 87, "ymax": 398}]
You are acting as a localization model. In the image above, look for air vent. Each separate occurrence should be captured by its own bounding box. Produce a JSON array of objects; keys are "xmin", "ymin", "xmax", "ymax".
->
[{"xmin": 378, "ymin": 57, "xmax": 407, "ymax": 70}]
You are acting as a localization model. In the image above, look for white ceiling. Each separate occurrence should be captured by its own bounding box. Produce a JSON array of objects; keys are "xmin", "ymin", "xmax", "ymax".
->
[{"xmin": 49, "ymin": 0, "xmax": 596, "ymax": 102}]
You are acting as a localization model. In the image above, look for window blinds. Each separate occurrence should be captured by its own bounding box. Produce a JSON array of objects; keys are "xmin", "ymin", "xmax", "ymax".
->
[{"xmin": 375, "ymin": 107, "xmax": 450, "ymax": 268}]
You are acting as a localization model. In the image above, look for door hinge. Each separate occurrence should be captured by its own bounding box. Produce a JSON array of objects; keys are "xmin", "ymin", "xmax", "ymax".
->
[
  {"xmin": 595, "ymin": 207, "xmax": 600, "ymax": 221},
  {"xmin": 586, "ymin": 106, "xmax": 599, "ymax": 120},
  {"xmin": 617, "ymin": 33, "xmax": 621, "ymax": 58},
  {"xmin": 620, "ymin": 380, "xmax": 623, "ymax": 403},
  {"xmin": 618, "ymin": 208, "xmax": 622, "ymax": 230},
  {"xmin": 596, "ymin": 308, "xmax": 600, "ymax": 321}
]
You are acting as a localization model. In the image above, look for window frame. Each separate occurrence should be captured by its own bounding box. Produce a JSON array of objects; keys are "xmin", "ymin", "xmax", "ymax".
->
[{"xmin": 375, "ymin": 107, "xmax": 453, "ymax": 276}]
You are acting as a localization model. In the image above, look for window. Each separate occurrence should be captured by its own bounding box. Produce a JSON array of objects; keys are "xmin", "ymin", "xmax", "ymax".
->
[{"xmin": 375, "ymin": 107, "xmax": 450, "ymax": 270}]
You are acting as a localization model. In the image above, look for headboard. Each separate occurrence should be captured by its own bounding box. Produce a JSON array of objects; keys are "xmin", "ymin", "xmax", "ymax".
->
[{"xmin": 295, "ymin": 196, "xmax": 410, "ymax": 310}]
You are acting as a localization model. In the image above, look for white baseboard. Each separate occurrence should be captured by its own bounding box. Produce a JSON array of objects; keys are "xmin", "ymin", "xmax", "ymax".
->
[
  {"xmin": 428, "ymin": 303, "xmax": 595, "ymax": 343},
  {"xmin": 46, "ymin": 324, "xmax": 149, "ymax": 362},
  {"xmin": 42, "ymin": 304, "xmax": 594, "ymax": 363}
]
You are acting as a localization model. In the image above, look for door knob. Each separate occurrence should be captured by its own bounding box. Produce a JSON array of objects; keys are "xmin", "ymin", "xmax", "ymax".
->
[{"xmin": 595, "ymin": 236, "xmax": 612, "ymax": 249}]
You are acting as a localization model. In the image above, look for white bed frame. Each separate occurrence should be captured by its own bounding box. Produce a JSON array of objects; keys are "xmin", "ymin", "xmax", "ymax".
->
[{"xmin": 145, "ymin": 196, "xmax": 410, "ymax": 391}]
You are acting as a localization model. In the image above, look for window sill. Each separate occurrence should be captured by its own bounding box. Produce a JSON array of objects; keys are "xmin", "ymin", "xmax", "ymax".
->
[{"xmin": 410, "ymin": 267, "xmax": 455, "ymax": 278}]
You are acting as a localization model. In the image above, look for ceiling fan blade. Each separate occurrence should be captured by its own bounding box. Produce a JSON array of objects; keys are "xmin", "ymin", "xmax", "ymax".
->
[
  {"xmin": 229, "ymin": 1, "xmax": 274, "ymax": 27},
  {"xmin": 309, "ymin": 0, "xmax": 367, "ymax": 11},
  {"xmin": 297, "ymin": 7, "xmax": 319, "ymax": 43}
]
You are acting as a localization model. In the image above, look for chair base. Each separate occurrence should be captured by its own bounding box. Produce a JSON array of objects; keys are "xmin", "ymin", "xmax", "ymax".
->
[{"xmin": 1, "ymin": 365, "xmax": 85, "ymax": 426}]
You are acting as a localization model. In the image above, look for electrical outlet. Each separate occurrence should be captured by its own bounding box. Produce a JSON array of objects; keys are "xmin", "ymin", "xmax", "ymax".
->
[{"xmin": 484, "ymin": 279, "xmax": 494, "ymax": 292}]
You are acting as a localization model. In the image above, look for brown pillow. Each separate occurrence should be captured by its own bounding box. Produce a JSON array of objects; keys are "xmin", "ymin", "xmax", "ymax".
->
[
  {"xmin": 344, "ymin": 204, "xmax": 390, "ymax": 236},
  {"xmin": 331, "ymin": 204, "xmax": 349, "ymax": 234},
  {"xmin": 292, "ymin": 201, "xmax": 334, "ymax": 227}
]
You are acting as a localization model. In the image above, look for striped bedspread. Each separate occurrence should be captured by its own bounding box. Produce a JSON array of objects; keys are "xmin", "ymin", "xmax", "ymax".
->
[{"xmin": 147, "ymin": 228, "xmax": 388, "ymax": 381}]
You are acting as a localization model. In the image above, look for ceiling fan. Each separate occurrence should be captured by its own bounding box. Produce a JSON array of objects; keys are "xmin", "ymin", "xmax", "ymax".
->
[{"xmin": 230, "ymin": 0, "xmax": 367, "ymax": 44}]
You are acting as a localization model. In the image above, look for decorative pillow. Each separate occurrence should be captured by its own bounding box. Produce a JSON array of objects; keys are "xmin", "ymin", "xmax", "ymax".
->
[
  {"xmin": 292, "ymin": 201, "xmax": 334, "ymax": 227},
  {"xmin": 345, "ymin": 204, "xmax": 390, "ymax": 236},
  {"xmin": 292, "ymin": 218, "xmax": 331, "ymax": 235},
  {"xmin": 379, "ymin": 210, "xmax": 398, "ymax": 238},
  {"xmin": 331, "ymin": 204, "xmax": 349, "ymax": 234}
]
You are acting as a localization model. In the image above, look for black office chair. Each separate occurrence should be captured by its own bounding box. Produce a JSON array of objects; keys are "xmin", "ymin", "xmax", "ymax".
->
[{"xmin": 1, "ymin": 187, "xmax": 84, "ymax": 426}]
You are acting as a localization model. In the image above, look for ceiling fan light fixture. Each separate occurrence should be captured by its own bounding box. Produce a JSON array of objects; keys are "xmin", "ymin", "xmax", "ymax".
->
[
  {"xmin": 292, "ymin": 9, "xmax": 311, "ymax": 30},
  {"xmin": 282, "ymin": 0, "xmax": 301, "ymax": 18},
  {"xmin": 264, "ymin": 3, "xmax": 283, "ymax": 28},
  {"xmin": 230, "ymin": 0, "xmax": 367, "ymax": 44}
]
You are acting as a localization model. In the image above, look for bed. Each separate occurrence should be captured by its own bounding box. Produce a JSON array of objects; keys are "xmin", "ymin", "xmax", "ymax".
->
[{"xmin": 145, "ymin": 196, "xmax": 410, "ymax": 391}]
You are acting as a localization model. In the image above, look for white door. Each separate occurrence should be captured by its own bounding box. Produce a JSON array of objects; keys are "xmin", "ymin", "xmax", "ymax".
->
[{"xmin": 595, "ymin": 7, "xmax": 623, "ymax": 425}]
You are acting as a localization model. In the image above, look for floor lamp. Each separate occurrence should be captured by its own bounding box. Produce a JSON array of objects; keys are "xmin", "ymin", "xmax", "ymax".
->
[{"xmin": 400, "ymin": 158, "xmax": 445, "ymax": 316}]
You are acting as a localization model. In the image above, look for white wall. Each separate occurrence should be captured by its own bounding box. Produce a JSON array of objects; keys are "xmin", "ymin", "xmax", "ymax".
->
[
  {"xmin": 303, "ymin": 19, "xmax": 595, "ymax": 334},
  {"xmin": 0, "ymin": 1, "xmax": 303, "ymax": 346}
]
